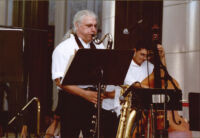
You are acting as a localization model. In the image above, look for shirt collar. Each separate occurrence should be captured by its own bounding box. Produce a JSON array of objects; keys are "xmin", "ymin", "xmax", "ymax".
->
[
  {"xmin": 80, "ymin": 37, "xmax": 92, "ymax": 49},
  {"xmin": 131, "ymin": 60, "xmax": 140, "ymax": 67},
  {"xmin": 79, "ymin": 37, "xmax": 89, "ymax": 45}
]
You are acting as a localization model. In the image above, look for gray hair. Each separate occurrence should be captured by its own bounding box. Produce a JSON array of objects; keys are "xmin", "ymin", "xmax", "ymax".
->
[
  {"xmin": 62, "ymin": 29, "xmax": 74, "ymax": 41},
  {"xmin": 72, "ymin": 10, "xmax": 97, "ymax": 32}
]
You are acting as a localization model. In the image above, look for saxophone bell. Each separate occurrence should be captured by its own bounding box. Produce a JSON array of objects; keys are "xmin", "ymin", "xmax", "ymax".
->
[{"xmin": 116, "ymin": 85, "xmax": 137, "ymax": 138}]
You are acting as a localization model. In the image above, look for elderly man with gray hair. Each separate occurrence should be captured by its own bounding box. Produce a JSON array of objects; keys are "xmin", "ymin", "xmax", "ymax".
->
[{"xmin": 51, "ymin": 9, "xmax": 118, "ymax": 138}]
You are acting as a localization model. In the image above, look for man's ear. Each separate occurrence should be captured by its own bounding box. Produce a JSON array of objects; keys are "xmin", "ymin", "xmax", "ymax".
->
[{"xmin": 75, "ymin": 22, "xmax": 79, "ymax": 30}]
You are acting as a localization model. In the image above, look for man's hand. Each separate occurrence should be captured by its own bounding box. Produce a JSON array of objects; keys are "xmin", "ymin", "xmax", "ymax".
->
[
  {"xmin": 54, "ymin": 78, "xmax": 107, "ymax": 104},
  {"xmin": 55, "ymin": 78, "xmax": 62, "ymax": 88},
  {"xmin": 83, "ymin": 89, "xmax": 109, "ymax": 104},
  {"xmin": 83, "ymin": 90, "xmax": 98, "ymax": 104},
  {"xmin": 157, "ymin": 44, "xmax": 165, "ymax": 58},
  {"xmin": 157, "ymin": 44, "xmax": 166, "ymax": 66}
]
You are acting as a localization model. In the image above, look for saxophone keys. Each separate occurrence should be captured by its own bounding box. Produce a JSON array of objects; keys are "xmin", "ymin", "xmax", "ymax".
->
[{"xmin": 121, "ymin": 117, "xmax": 126, "ymax": 121}]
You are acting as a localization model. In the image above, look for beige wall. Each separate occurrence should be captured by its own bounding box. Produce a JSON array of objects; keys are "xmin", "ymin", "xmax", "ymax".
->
[
  {"xmin": 101, "ymin": 1, "xmax": 115, "ymax": 48},
  {"xmin": 162, "ymin": 0, "xmax": 200, "ymax": 137},
  {"xmin": 163, "ymin": 0, "xmax": 200, "ymax": 97},
  {"xmin": 54, "ymin": 0, "xmax": 66, "ymax": 46},
  {"xmin": 0, "ymin": 0, "xmax": 6, "ymax": 25},
  {"xmin": 0, "ymin": 0, "xmax": 13, "ymax": 26}
]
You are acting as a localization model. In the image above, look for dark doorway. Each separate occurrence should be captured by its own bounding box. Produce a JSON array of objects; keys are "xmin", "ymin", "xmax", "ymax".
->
[{"xmin": 114, "ymin": 1, "xmax": 163, "ymax": 50}]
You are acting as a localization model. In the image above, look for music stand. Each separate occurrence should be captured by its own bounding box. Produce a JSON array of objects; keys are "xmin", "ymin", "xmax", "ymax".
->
[
  {"xmin": 62, "ymin": 49, "xmax": 133, "ymax": 138},
  {"xmin": 131, "ymin": 88, "xmax": 182, "ymax": 110},
  {"xmin": 131, "ymin": 87, "xmax": 182, "ymax": 137}
]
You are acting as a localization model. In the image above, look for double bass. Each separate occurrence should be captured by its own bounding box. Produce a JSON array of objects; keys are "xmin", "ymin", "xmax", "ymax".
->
[{"xmin": 139, "ymin": 24, "xmax": 192, "ymax": 138}]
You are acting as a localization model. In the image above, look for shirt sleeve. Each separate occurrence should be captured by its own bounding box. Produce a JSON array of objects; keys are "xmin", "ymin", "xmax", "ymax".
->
[
  {"xmin": 113, "ymin": 86, "xmax": 122, "ymax": 116},
  {"xmin": 52, "ymin": 46, "xmax": 74, "ymax": 80}
]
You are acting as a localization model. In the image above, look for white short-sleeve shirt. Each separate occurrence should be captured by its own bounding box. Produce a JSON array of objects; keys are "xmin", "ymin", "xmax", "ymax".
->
[
  {"xmin": 52, "ymin": 34, "xmax": 117, "ymax": 111},
  {"xmin": 114, "ymin": 60, "xmax": 154, "ymax": 116},
  {"xmin": 124, "ymin": 60, "xmax": 154, "ymax": 85}
]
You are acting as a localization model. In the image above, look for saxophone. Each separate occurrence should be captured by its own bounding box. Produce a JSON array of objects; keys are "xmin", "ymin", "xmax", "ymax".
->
[
  {"xmin": 116, "ymin": 85, "xmax": 137, "ymax": 138},
  {"xmin": 89, "ymin": 33, "xmax": 113, "ymax": 137},
  {"xmin": 92, "ymin": 33, "xmax": 113, "ymax": 49}
]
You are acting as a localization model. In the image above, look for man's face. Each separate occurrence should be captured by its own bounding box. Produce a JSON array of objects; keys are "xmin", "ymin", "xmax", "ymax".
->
[
  {"xmin": 76, "ymin": 15, "xmax": 97, "ymax": 43},
  {"xmin": 133, "ymin": 48, "xmax": 148, "ymax": 66}
]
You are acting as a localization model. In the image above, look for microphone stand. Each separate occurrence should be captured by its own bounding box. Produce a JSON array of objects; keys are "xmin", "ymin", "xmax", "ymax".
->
[
  {"xmin": 152, "ymin": 40, "xmax": 180, "ymax": 137},
  {"xmin": 96, "ymin": 67, "xmax": 104, "ymax": 138},
  {"xmin": 151, "ymin": 38, "xmax": 168, "ymax": 138}
]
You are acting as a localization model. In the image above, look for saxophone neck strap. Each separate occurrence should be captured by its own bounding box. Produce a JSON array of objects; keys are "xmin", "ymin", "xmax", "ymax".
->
[{"xmin": 74, "ymin": 34, "xmax": 96, "ymax": 49}]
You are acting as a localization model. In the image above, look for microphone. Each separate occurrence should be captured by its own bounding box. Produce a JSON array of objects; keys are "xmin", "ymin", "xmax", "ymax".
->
[{"xmin": 123, "ymin": 19, "xmax": 143, "ymax": 35}]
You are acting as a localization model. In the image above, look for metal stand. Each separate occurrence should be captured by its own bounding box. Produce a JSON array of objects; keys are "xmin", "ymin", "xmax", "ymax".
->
[{"xmin": 96, "ymin": 68, "xmax": 104, "ymax": 138}]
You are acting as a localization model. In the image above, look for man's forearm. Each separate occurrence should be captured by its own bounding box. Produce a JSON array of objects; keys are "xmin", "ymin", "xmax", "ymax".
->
[
  {"xmin": 54, "ymin": 78, "xmax": 98, "ymax": 104},
  {"xmin": 61, "ymin": 85, "xmax": 88, "ymax": 97},
  {"xmin": 55, "ymin": 78, "xmax": 85, "ymax": 96}
]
